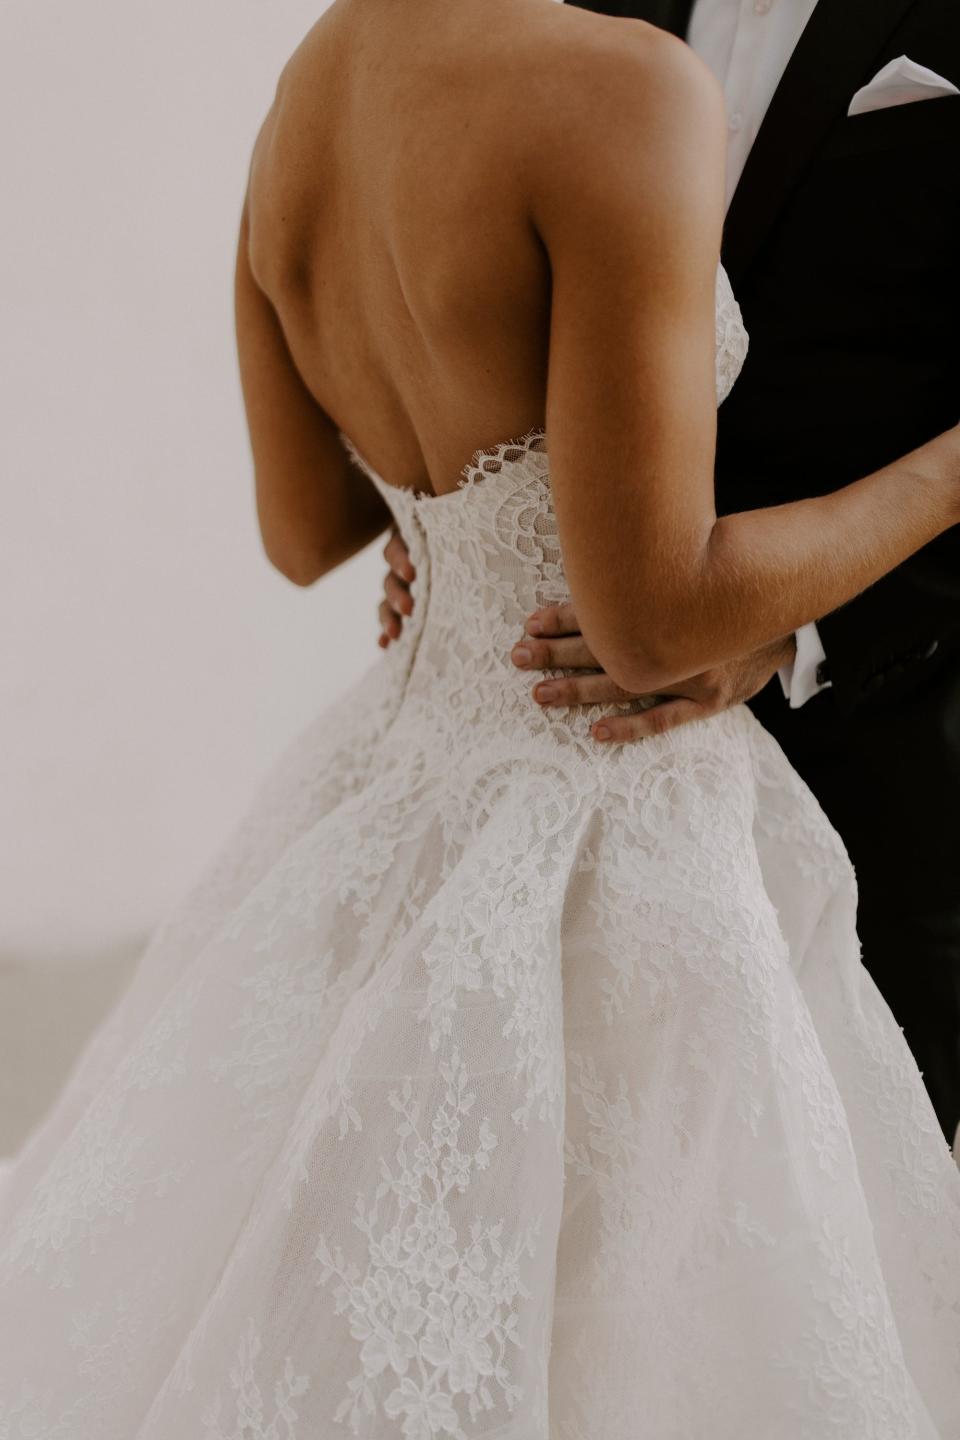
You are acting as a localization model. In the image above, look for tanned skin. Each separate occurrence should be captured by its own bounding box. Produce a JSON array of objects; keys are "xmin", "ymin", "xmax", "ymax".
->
[
  {"xmin": 380, "ymin": 554, "xmax": 795, "ymax": 742},
  {"xmin": 238, "ymin": 0, "xmax": 960, "ymax": 741}
]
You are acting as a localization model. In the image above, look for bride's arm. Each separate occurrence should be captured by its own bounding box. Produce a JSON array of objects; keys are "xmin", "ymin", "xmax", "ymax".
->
[
  {"xmin": 530, "ymin": 31, "xmax": 960, "ymax": 696},
  {"xmin": 234, "ymin": 196, "xmax": 391, "ymax": 585}
]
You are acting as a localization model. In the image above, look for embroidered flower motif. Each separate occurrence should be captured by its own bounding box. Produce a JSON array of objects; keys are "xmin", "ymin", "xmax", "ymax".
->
[
  {"xmin": 208, "ymin": 949, "xmax": 334, "ymax": 1125},
  {"xmin": 384, "ymin": 1377, "xmax": 461, "ymax": 1438},
  {"xmin": 314, "ymin": 1047, "xmax": 541, "ymax": 1436},
  {"xmin": 201, "ymin": 1316, "xmax": 310, "ymax": 1439}
]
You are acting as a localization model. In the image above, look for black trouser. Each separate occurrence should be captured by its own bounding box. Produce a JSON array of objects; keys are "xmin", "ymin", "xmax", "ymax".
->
[{"xmin": 750, "ymin": 658, "xmax": 960, "ymax": 1147}]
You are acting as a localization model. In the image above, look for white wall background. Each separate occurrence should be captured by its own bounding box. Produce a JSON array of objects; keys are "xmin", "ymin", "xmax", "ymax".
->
[{"xmin": 0, "ymin": 0, "xmax": 383, "ymax": 1150}]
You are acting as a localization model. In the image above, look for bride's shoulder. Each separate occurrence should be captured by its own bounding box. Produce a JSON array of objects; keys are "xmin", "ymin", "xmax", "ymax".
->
[
  {"xmin": 512, "ymin": 7, "xmax": 723, "ymax": 162},
  {"xmin": 513, "ymin": 7, "xmax": 725, "ymax": 217},
  {"xmin": 526, "ymin": 4, "xmax": 719, "ymax": 98}
]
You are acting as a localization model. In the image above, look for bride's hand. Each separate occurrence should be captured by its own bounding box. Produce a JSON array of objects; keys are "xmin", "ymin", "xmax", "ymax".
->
[{"xmin": 512, "ymin": 604, "xmax": 796, "ymax": 742}]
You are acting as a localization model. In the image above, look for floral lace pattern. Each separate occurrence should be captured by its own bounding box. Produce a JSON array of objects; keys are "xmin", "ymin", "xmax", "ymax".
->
[
  {"xmin": 314, "ymin": 1047, "xmax": 542, "ymax": 1438},
  {"xmin": 200, "ymin": 1317, "xmax": 311, "ymax": 1439},
  {"xmin": 1, "ymin": 263, "xmax": 959, "ymax": 1438}
]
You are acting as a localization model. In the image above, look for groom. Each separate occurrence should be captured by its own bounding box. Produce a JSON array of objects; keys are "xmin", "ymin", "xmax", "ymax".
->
[{"xmin": 379, "ymin": 0, "xmax": 960, "ymax": 1148}]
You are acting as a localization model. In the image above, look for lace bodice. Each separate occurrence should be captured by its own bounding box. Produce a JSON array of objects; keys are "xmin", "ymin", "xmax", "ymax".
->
[
  {"xmin": 344, "ymin": 258, "xmax": 746, "ymax": 506},
  {"xmin": 714, "ymin": 260, "xmax": 750, "ymax": 405},
  {"xmin": 338, "ymin": 263, "xmax": 748, "ymax": 757}
]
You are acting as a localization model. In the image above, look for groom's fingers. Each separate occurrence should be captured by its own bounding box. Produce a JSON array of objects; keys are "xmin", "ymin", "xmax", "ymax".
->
[
  {"xmin": 511, "ymin": 634, "xmax": 599, "ymax": 670},
  {"xmin": 378, "ymin": 598, "xmax": 402, "ymax": 642},
  {"xmin": 531, "ymin": 673, "xmax": 633, "ymax": 706},
  {"xmin": 384, "ymin": 570, "xmax": 414, "ymax": 616},
  {"xmin": 525, "ymin": 602, "xmax": 580, "ymax": 637},
  {"xmin": 383, "ymin": 529, "xmax": 416, "ymax": 584},
  {"xmin": 591, "ymin": 697, "xmax": 706, "ymax": 744}
]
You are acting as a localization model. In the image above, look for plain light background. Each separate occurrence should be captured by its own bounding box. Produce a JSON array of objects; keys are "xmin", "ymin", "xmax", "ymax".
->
[{"xmin": 0, "ymin": 0, "xmax": 385, "ymax": 1153}]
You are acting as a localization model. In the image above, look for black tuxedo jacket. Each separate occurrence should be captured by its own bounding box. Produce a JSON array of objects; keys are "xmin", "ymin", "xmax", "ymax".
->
[{"xmin": 572, "ymin": 0, "xmax": 960, "ymax": 718}]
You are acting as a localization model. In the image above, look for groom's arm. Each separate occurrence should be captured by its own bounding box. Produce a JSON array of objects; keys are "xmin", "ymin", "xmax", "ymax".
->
[
  {"xmin": 814, "ymin": 544, "xmax": 960, "ymax": 714},
  {"xmin": 378, "ymin": 532, "xmax": 797, "ymax": 741},
  {"xmin": 379, "ymin": 531, "xmax": 960, "ymax": 738}
]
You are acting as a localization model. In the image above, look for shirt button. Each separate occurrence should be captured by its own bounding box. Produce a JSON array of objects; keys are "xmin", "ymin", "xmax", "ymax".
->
[
  {"xmin": 754, "ymin": 0, "xmax": 772, "ymax": 12},
  {"xmin": 728, "ymin": 111, "xmax": 743, "ymax": 132}
]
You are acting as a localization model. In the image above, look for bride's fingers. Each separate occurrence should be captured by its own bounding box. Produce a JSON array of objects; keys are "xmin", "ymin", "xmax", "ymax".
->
[
  {"xmin": 524, "ymin": 601, "xmax": 580, "ymax": 637},
  {"xmin": 384, "ymin": 570, "xmax": 414, "ymax": 617},
  {"xmin": 592, "ymin": 697, "xmax": 705, "ymax": 744},
  {"xmin": 531, "ymin": 673, "xmax": 633, "ymax": 706},
  {"xmin": 511, "ymin": 634, "xmax": 598, "ymax": 671}
]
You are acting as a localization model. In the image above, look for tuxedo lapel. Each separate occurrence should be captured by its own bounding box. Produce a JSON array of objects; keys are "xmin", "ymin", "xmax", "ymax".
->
[
  {"xmin": 656, "ymin": 0, "xmax": 694, "ymax": 38},
  {"xmin": 722, "ymin": 0, "xmax": 919, "ymax": 287}
]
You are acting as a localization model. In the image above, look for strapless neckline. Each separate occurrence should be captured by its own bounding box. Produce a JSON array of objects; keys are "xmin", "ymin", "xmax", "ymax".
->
[
  {"xmin": 338, "ymin": 425, "xmax": 549, "ymax": 508},
  {"xmin": 338, "ymin": 260, "xmax": 748, "ymax": 507}
]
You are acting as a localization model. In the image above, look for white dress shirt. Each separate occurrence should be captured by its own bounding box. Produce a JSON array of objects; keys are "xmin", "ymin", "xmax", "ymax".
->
[
  {"xmin": 688, "ymin": 0, "xmax": 829, "ymax": 708},
  {"xmin": 688, "ymin": 0, "xmax": 821, "ymax": 206}
]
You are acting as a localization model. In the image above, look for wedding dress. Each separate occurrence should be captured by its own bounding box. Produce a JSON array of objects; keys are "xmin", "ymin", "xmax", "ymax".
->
[{"xmin": 1, "ymin": 266, "xmax": 959, "ymax": 1440}]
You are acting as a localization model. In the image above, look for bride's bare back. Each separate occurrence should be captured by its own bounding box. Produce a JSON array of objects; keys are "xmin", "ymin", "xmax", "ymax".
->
[{"xmin": 241, "ymin": 0, "xmax": 648, "ymax": 500}]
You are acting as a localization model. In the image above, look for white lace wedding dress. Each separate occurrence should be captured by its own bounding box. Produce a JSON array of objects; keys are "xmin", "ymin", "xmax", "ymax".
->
[{"xmin": 2, "ymin": 266, "xmax": 959, "ymax": 1439}]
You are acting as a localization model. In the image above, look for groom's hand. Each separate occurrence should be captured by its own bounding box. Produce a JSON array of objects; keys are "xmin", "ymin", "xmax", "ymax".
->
[
  {"xmin": 378, "ymin": 527, "xmax": 416, "ymax": 648},
  {"xmin": 511, "ymin": 603, "xmax": 796, "ymax": 742},
  {"xmin": 380, "ymin": 541, "xmax": 794, "ymax": 736}
]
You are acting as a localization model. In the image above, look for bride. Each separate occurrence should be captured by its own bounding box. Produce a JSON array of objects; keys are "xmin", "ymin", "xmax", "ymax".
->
[{"xmin": 2, "ymin": 1, "xmax": 959, "ymax": 1435}]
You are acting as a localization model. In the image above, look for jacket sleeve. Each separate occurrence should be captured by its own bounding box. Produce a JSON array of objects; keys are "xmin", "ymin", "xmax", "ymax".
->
[{"xmin": 816, "ymin": 529, "xmax": 960, "ymax": 715}]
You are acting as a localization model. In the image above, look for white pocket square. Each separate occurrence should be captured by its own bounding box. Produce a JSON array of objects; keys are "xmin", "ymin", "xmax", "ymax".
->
[{"xmin": 848, "ymin": 55, "xmax": 960, "ymax": 116}]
